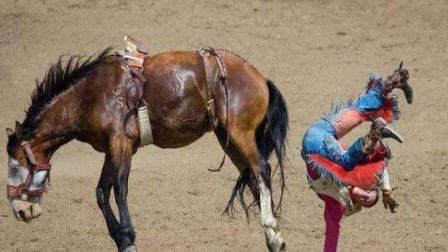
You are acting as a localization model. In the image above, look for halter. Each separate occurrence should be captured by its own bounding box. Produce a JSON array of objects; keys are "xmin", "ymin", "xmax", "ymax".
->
[{"xmin": 7, "ymin": 141, "xmax": 52, "ymax": 200}]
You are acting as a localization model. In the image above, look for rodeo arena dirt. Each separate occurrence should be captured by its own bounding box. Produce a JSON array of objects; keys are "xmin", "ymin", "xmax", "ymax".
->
[{"xmin": 1, "ymin": 0, "xmax": 447, "ymax": 251}]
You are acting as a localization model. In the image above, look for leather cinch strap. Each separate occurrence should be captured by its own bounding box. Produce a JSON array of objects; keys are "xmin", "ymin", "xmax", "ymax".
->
[
  {"xmin": 198, "ymin": 46, "xmax": 230, "ymax": 172},
  {"xmin": 198, "ymin": 46, "xmax": 227, "ymax": 131}
]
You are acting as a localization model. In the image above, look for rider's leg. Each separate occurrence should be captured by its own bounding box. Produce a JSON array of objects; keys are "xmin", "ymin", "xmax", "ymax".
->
[
  {"xmin": 322, "ymin": 194, "xmax": 346, "ymax": 252},
  {"xmin": 335, "ymin": 137, "xmax": 367, "ymax": 171},
  {"xmin": 306, "ymin": 164, "xmax": 346, "ymax": 252},
  {"xmin": 332, "ymin": 126, "xmax": 381, "ymax": 171}
]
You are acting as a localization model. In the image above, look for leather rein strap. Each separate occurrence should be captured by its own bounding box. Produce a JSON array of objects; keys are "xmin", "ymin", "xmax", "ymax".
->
[
  {"xmin": 198, "ymin": 46, "xmax": 230, "ymax": 172},
  {"xmin": 7, "ymin": 141, "xmax": 51, "ymax": 200}
]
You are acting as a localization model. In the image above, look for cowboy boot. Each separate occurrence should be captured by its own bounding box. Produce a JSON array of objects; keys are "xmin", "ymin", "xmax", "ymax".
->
[
  {"xmin": 373, "ymin": 117, "xmax": 404, "ymax": 143},
  {"xmin": 382, "ymin": 62, "xmax": 413, "ymax": 104},
  {"xmin": 381, "ymin": 187, "xmax": 399, "ymax": 213},
  {"xmin": 361, "ymin": 117, "xmax": 402, "ymax": 157}
]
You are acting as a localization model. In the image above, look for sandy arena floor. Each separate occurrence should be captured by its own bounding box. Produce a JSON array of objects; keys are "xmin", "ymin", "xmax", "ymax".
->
[{"xmin": 0, "ymin": 0, "xmax": 447, "ymax": 251}]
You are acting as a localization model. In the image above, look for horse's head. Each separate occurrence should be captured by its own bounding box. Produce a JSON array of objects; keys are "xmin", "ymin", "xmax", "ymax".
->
[{"xmin": 6, "ymin": 122, "xmax": 48, "ymax": 223}]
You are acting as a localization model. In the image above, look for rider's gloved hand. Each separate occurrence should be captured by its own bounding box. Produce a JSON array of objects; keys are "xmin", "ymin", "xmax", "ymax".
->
[{"xmin": 381, "ymin": 187, "xmax": 399, "ymax": 213}]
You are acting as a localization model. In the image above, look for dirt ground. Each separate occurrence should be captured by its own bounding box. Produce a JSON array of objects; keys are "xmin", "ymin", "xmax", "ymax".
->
[{"xmin": 1, "ymin": 0, "xmax": 447, "ymax": 251}]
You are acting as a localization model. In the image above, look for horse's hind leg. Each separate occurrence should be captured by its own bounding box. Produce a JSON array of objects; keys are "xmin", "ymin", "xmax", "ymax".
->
[
  {"xmin": 217, "ymin": 126, "xmax": 285, "ymax": 252},
  {"xmin": 214, "ymin": 126, "xmax": 259, "ymax": 212}
]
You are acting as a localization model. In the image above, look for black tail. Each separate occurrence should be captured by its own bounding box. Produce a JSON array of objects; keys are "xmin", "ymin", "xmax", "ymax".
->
[
  {"xmin": 258, "ymin": 79, "xmax": 289, "ymax": 214},
  {"xmin": 224, "ymin": 79, "xmax": 289, "ymax": 217}
]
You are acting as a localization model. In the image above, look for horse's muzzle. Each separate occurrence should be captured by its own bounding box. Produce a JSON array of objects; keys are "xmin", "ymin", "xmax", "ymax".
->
[{"xmin": 11, "ymin": 199, "xmax": 42, "ymax": 223}]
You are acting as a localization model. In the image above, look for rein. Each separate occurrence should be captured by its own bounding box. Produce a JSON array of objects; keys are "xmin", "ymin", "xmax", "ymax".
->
[{"xmin": 7, "ymin": 141, "xmax": 51, "ymax": 200}]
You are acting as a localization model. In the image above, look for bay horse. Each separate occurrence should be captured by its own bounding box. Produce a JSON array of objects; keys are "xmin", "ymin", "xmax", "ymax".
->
[{"xmin": 5, "ymin": 46, "xmax": 288, "ymax": 251}]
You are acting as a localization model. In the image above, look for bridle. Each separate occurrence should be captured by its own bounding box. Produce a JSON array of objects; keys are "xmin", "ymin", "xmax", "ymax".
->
[{"xmin": 7, "ymin": 141, "xmax": 52, "ymax": 200}]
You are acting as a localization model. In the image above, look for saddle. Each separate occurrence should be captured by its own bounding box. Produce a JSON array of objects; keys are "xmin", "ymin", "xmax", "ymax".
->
[
  {"xmin": 117, "ymin": 35, "xmax": 153, "ymax": 146},
  {"xmin": 117, "ymin": 35, "xmax": 148, "ymax": 86},
  {"xmin": 123, "ymin": 35, "xmax": 148, "ymax": 68},
  {"xmin": 117, "ymin": 39, "xmax": 228, "ymax": 151}
]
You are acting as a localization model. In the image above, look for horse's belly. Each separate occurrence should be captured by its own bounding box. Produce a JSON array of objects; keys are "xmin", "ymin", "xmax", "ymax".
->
[
  {"xmin": 150, "ymin": 109, "xmax": 210, "ymax": 148},
  {"xmin": 144, "ymin": 63, "xmax": 210, "ymax": 148}
]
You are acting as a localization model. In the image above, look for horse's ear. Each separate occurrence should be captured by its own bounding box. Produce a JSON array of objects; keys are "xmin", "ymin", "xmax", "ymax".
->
[
  {"xmin": 6, "ymin": 128, "xmax": 14, "ymax": 138},
  {"xmin": 15, "ymin": 121, "xmax": 23, "ymax": 140}
]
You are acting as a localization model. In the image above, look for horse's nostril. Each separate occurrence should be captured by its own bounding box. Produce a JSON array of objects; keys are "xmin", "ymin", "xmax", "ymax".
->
[
  {"xmin": 17, "ymin": 207, "xmax": 33, "ymax": 223},
  {"xmin": 18, "ymin": 210, "xmax": 26, "ymax": 220}
]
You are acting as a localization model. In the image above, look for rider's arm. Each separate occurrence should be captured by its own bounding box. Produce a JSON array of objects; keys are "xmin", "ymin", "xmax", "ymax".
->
[
  {"xmin": 379, "ymin": 168, "xmax": 399, "ymax": 213},
  {"xmin": 378, "ymin": 168, "xmax": 391, "ymax": 190}
]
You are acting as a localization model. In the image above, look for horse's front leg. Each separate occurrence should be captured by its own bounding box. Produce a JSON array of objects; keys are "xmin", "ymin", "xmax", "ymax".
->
[
  {"xmin": 110, "ymin": 135, "xmax": 136, "ymax": 252},
  {"xmin": 96, "ymin": 153, "xmax": 122, "ymax": 247}
]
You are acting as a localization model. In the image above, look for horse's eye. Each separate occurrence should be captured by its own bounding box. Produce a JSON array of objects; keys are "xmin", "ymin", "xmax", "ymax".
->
[{"xmin": 11, "ymin": 165, "xmax": 20, "ymax": 173}]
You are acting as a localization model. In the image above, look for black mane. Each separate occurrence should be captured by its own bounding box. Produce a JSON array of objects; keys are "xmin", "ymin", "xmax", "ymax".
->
[{"xmin": 21, "ymin": 47, "xmax": 113, "ymax": 135}]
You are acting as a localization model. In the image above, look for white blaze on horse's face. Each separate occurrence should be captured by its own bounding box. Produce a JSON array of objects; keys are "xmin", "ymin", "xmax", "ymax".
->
[
  {"xmin": 7, "ymin": 156, "xmax": 27, "ymax": 190},
  {"xmin": 7, "ymin": 155, "xmax": 44, "ymax": 222}
]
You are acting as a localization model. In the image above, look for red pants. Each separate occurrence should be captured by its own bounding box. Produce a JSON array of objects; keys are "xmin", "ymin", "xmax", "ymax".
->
[{"xmin": 307, "ymin": 165, "xmax": 346, "ymax": 252}]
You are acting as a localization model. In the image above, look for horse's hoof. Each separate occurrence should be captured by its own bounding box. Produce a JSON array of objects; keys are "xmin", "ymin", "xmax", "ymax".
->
[
  {"xmin": 269, "ymin": 242, "xmax": 286, "ymax": 252},
  {"xmin": 267, "ymin": 232, "xmax": 286, "ymax": 252},
  {"xmin": 122, "ymin": 245, "xmax": 136, "ymax": 252},
  {"xmin": 280, "ymin": 242, "xmax": 286, "ymax": 251}
]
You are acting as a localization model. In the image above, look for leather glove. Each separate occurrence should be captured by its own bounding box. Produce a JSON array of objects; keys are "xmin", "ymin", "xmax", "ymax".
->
[{"xmin": 382, "ymin": 187, "xmax": 399, "ymax": 213}]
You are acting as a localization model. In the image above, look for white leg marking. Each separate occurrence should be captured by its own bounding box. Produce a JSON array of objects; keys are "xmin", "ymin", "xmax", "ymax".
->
[
  {"xmin": 259, "ymin": 181, "xmax": 277, "ymax": 228},
  {"xmin": 259, "ymin": 181, "xmax": 284, "ymax": 252},
  {"xmin": 122, "ymin": 245, "xmax": 136, "ymax": 252}
]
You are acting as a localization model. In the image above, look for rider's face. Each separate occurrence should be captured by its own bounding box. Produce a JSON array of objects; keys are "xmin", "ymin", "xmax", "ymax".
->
[{"xmin": 350, "ymin": 187, "xmax": 378, "ymax": 207}]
